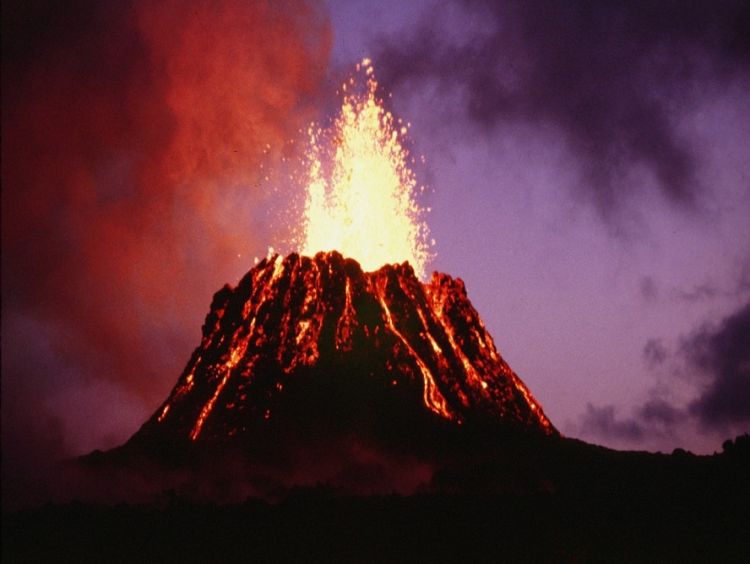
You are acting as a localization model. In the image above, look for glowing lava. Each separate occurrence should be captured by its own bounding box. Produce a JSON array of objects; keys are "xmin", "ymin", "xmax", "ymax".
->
[
  {"xmin": 146, "ymin": 252, "xmax": 556, "ymax": 442},
  {"xmin": 300, "ymin": 59, "xmax": 432, "ymax": 279},
  {"xmin": 135, "ymin": 60, "xmax": 555, "ymax": 446}
]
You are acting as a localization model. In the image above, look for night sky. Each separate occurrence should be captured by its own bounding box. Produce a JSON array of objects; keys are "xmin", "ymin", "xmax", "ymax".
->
[{"xmin": 3, "ymin": 0, "xmax": 749, "ymax": 495}]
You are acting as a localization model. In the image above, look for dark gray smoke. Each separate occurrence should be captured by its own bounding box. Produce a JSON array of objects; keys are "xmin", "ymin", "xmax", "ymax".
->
[{"xmin": 375, "ymin": 0, "xmax": 750, "ymax": 214}]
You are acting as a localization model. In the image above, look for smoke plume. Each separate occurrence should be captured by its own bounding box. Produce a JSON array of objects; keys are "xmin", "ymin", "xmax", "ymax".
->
[
  {"xmin": 375, "ymin": 0, "xmax": 750, "ymax": 215},
  {"xmin": 2, "ymin": 0, "xmax": 330, "ymax": 506}
]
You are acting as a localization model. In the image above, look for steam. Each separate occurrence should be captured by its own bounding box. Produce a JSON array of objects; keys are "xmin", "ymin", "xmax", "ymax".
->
[{"xmin": 2, "ymin": 0, "xmax": 330, "ymax": 506}]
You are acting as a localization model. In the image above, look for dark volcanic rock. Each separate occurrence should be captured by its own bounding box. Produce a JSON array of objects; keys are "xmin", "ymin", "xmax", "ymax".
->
[
  {"xmin": 93, "ymin": 252, "xmax": 557, "ymax": 498},
  {"xmin": 131, "ymin": 252, "xmax": 553, "ymax": 445}
]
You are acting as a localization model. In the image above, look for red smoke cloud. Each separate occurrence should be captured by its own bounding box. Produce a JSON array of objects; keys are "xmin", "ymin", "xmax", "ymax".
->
[{"xmin": 2, "ymin": 0, "xmax": 331, "ymax": 476}]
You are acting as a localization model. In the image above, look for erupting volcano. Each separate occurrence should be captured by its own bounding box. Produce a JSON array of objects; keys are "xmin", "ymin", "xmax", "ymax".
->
[
  {"xmin": 134, "ymin": 251, "xmax": 554, "ymax": 445},
  {"xmin": 299, "ymin": 58, "xmax": 432, "ymax": 278},
  {"xmin": 8, "ymin": 10, "xmax": 749, "ymax": 561},
  {"xmin": 116, "ymin": 60, "xmax": 555, "ymax": 494}
]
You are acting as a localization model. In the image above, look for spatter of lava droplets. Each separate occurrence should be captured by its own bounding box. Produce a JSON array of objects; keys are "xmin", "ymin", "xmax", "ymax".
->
[{"xmin": 299, "ymin": 59, "xmax": 433, "ymax": 280}]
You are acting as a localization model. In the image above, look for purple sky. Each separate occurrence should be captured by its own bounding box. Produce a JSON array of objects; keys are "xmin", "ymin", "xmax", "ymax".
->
[
  {"xmin": 326, "ymin": 0, "xmax": 750, "ymax": 453},
  {"xmin": 2, "ymin": 0, "xmax": 748, "ymax": 491}
]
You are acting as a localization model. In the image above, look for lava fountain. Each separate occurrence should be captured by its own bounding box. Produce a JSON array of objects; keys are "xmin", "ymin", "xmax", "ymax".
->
[{"xmin": 299, "ymin": 59, "xmax": 432, "ymax": 279}]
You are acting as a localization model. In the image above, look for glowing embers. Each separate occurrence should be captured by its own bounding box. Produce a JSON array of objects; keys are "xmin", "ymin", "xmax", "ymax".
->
[
  {"xmin": 296, "ymin": 319, "xmax": 313, "ymax": 345},
  {"xmin": 511, "ymin": 373, "xmax": 554, "ymax": 433},
  {"xmin": 426, "ymin": 283, "xmax": 487, "ymax": 394},
  {"xmin": 190, "ymin": 334, "xmax": 252, "ymax": 441},
  {"xmin": 148, "ymin": 252, "xmax": 556, "ymax": 444},
  {"xmin": 335, "ymin": 278, "xmax": 357, "ymax": 351},
  {"xmin": 190, "ymin": 370, "xmax": 231, "ymax": 441},
  {"xmin": 300, "ymin": 59, "xmax": 432, "ymax": 279},
  {"xmin": 173, "ymin": 371, "xmax": 196, "ymax": 400},
  {"xmin": 425, "ymin": 273, "xmax": 556, "ymax": 433},
  {"xmin": 285, "ymin": 257, "xmax": 323, "ymax": 372},
  {"xmin": 186, "ymin": 272, "xmax": 264, "ymax": 439},
  {"xmin": 374, "ymin": 274, "xmax": 453, "ymax": 420}
]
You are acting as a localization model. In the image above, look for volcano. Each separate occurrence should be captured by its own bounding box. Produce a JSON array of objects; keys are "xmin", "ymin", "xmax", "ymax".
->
[
  {"xmin": 91, "ymin": 62, "xmax": 558, "ymax": 496},
  {"xmin": 26, "ymin": 251, "xmax": 750, "ymax": 560},
  {"xmin": 103, "ymin": 251, "xmax": 556, "ymax": 495},
  {"xmin": 130, "ymin": 252, "xmax": 553, "ymax": 445}
]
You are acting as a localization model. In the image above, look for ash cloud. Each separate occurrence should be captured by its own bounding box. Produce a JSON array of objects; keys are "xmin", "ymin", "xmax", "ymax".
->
[
  {"xmin": 375, "ymin": 0, "xmax": 750, "ymax": 214},
  {"xmin": 578, "ymin": 398, "xmax": 688, "ymax": 448},
  {"xmin": 643, "ymin": 338, "xmax": 667, "ymax": 367},
  {"xmin": 682, "ymin": 301, "xmax": 750, "ymax": 429},
  {"xmin": 579, "ymin": 302, "xmax": 749, "ymax": 448},
  {"xmin": 640, "ymin": 276, "xmax": 659, "ymax": 302},
  {"xmin": 638, "ymin": 398, "xmax": 684, "ymax": 428},
  {"xmin": 579, "ymin": 404, "xmax": 645, "ymax": 442},
  {"xmin": 2, "ymin": 0, "xmax": 330, "ymax": 506}
]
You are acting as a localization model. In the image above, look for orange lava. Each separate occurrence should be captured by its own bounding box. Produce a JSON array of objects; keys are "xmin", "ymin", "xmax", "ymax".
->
[{"xmin": 299, "ymin": 59, "xmax": 432, "ymax": 279}]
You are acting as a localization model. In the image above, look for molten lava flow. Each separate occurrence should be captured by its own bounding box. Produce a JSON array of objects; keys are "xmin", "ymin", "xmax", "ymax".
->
[
  {"xmin": 134, "ymin": 61, "xmax": 557, "ymax": 450},
  {"xmin": 190, "ymin": 333, "xmax": 252, "ymax": 440},
  {"xmin": 145, "ymin": 253, "xmax": 556, "ymax": 443},
  {"xmin": 335, "ymin": 278, "xmax": 356, "ymax": 352},
  {"xmin": 300, "ymin": 59, "xmax": 432, "ymax": 279},
  {"xmin": 373, "ymin": 273, "xmax": 453, "ymax": 420}
]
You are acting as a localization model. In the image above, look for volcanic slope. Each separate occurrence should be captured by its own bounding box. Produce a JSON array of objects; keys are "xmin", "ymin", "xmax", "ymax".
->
[{"xmin": 131, "ymin": 252, "xmax": 554, "ymax": 447}]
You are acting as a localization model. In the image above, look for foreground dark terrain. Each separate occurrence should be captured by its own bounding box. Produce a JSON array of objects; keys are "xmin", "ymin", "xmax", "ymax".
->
[
  {"xmin": 5, "ymin": 254, "xmax": 747, "ymax": 561},
  {"xmin": 4, "ymin": 435, "xmax": 748, "ymax": 563}
]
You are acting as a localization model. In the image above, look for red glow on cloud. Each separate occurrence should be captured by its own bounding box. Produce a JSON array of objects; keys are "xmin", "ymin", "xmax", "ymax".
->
[{"xmin": 2, "ymin": 0, "xmax": 331, "ymax": 449}]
